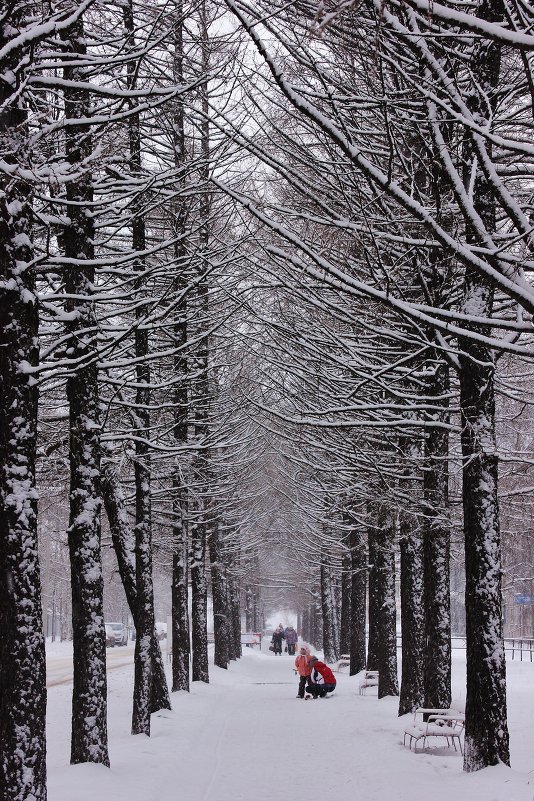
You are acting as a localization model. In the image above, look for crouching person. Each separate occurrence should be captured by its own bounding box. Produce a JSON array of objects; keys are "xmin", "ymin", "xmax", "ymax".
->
[{"xmin": 306, "ymin": 656, "xmax": 336, "ymax": 698}]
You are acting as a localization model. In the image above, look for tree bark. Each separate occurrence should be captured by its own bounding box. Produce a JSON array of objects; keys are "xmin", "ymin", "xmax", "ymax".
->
[
  {"xmin": 100, "ymin": 465, "xmax": 170, "ymax": 711},
  {"xmin": 314, "ymin": 590, "xmax": 323, "ymax": 651},
  {"xmin": 189, "ymin": 0, "xmax": 211, "ymax": 685},
  {"xmin": 61, "ymin": 10, "xmax": 109, "ymax": 766},
  {"xmin": 171, "ymin": 521, "xmax": 190, "ymax": 690},
  {"xmin": 339, "ymin": 548, "xmax": 351, "ymax": 656},
  {"xmin": 308, "ymin": 603, "xmax": 317, "ymax": 648},
  {"xmin": 171, "ymin": 0, "xmax": 191, "ymax": 694},
  {"xmin": 372, "ymin": 509, "xmax": 399, "ymax": 698},
  {"xmin": 208, "ymin": 518, "xmax": 229, "ymax": 669},
  {"xmin": 321, "ymin": 551, "xmax": 339, "ymax": 663},
  {"xmin": 122, "ymin": 0, "xmax": 155, "ymax": 738},
  {"xmin": 399, "ymin": 515, "xmax": 424, "ymax": 715},
  {"xmin": 459, "ymin": 0, "xmax": 509, "ymax": 770},
  {"xmin": 301, "ymin": 607, "xmax": 310, "ymax": 644},
  {"xmin": 227, "ymin": 555, "xmax": 242, "ymax": 660},
  {"xmin": 190, "ymin": 508, "xmax": 209, "ymax": 681},
  {"xmin": 171, "ymin": 486, "xmax": 189, "ymax": 691},
  {"xmin": 245, "ymin": 584, "xmax": 253, "ymax": 632},
  {"xmin": 367, "ymin": 523, "xmax": 380, "ymax": 672},
  {"xmin": 0, "ymin": 10, "xmax": 47, "ymax": 795},
  {"xmin": 422, "ymin": 364, "xmax": 452, "ymax": 711},
  {"xmin": 348, "ymin": 525, "xmax": 367, "ymax": 676}
]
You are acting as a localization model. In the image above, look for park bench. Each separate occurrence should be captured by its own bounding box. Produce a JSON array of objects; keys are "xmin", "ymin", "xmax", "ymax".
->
[
  {"xmin": 403, "ymin": 708, "xmax": 465, "ymax": 754},
  {"xmin": 358, "ymin": 670, "xmax": 379, "ymax": 694},
  {"xmin": 241, "ymin": 632, "xmax": 261, "ymax": 648},
  {"xmin": 334, "ymin": 654, "xmax": 351, "ymax": 671}
]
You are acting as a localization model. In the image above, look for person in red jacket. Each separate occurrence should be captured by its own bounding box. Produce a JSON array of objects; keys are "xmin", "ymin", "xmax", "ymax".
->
[{"xmin": 306, "ymin": 656, "xmax": 336, "ymax": 698}]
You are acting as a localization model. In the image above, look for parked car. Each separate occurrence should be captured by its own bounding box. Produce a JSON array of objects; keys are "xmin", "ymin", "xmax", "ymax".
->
[
  {"xmin": 104, "ymin": 623, "xmax": 115, "ymax": 648},
  {"xmin": 106, "ymin": 622, "xmax": 127, "ymax": 646},
  {"xmin": 155, "ymin": 621, "xmax": 167, "ymax": 641}
]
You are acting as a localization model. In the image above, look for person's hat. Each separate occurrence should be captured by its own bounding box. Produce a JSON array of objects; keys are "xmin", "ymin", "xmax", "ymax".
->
[{"xmin": 310, "ymin": 655, "xmax": 318, "ymax": 664}]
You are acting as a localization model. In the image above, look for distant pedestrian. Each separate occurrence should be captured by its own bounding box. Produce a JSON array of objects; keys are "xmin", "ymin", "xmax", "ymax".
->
[
  {"xmin": 271, "ymin": 624, "xmax": 285, "ymax": 655},
  {"xmin": 295, "ymin": 645, "xmax": 312, "ymax": 698},
  {"xmin": 306, "ymin": 656, "xmax": 336, "ymax": 698},
  {"xmin": 284, "ymin": 625, "xmax": 298, "ymax": 655}
]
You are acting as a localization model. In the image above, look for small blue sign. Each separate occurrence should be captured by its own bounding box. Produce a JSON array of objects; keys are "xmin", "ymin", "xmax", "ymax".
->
[{"xmin": 515, "ymin": 593, "xmax": 532, "ymax": 605}]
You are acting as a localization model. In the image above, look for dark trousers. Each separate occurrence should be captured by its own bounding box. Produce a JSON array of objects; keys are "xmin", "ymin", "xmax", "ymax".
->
[
  {"xmin": 298, "ymin": 675, "xmax": 309, "ymax": 698},
  {"xmin": 287, "ymin": 643, "xmax": 296, "ymax": 655},
  {"xmin": 306, "ymin": 682, "xmax": 336, "ymax": 698}
]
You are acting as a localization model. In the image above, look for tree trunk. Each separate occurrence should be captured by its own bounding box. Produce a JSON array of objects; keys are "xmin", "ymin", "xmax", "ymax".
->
[
  {"xmin": 190, "ymin": 515, "xmax": 209, "ymax": 682},
  {"xmin": 61, "ymin": 11, "xmax": 108, "ymax": 766},
  {"xmin": 189, "ymin": 0, "xmax": 211, "ymax": 685},
  {"xmin": 367, "ymin": 523, "xmax": 380, "ymax": 672},
  {"xmin": 399, "ymin": 515, "xmax": 424, "ymax": 715},
  {"xmin": 245, "ymin": 584, "xmax": 253, "ymax": 631},
  {"xmin": 122, "ymin": 0, "xmax": 155, "ymax": 738},
  {"xmin": 459, "ymin": 0, "xmax": 509, "ymax": 770},
  {"xmin": 349, "ymin": 526, "xmax": 367, "ymax": 676},
  {"xmin": 460, "ymin": 323, "xmax": 509, "ymax": 768},
  {"xmin": 313, "ymin": 591, "xmax": 323, "ymax": 651},
  {"xmin": 423, "ymin": 365, "xmax": 452, "ymax": 711},
  {"xmin": 208, "ymin": 518, "xmax": 229, "ymax": 669},
  {"xmin": 301, "ymin": 607, "xmax": 310, "ymax": 644},
  {"xmin": 252, "ymin": 589, "xmax": 260, "ymax": 632},
  {"xmin": 0, "ymin": 11, "xmax": 47, "ymax": 794},
  {"xmin": 227, "ymin": 560, "xmax": 242, "ymax": 660},
  {"xmin": 101, "ymin": 465, "xmax": 170, "ymax": 711},
  {"xmin": 171, "ymin": 524, "xmax": 190, "ymax": 690},
  {"xmin": 373, "ymin": 509, "xmax": 399, "ymax": 698},
  {"xmin": 171, "ymin": 0, "xmax": 191, "ymax": 694},
  {"xmin": 321, "ymin": 551, "xmax": 339, "ymax": 663},
  {"xmin": 308, "ymin": 604, "xmax": 317, "ymax": 648},
  {"xmin": 339, "ymin": 548, "xmax": 351, "ymax": 656},
  {"xmin": 131, "ymin": 404, "xmax": 154, "ymax": 735}
]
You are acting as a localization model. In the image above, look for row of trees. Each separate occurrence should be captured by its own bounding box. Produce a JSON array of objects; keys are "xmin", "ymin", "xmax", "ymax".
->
[
  {"xmin": 2, "ymin": 0, "xmax": 534, "ymax": 797},
  {"xmin": 0, "ymin": 2, "xmax": 256, "ymax": 798},
  {"xmin": 216, "ymin": 0, "xmax": 534, "ymax": 774}
]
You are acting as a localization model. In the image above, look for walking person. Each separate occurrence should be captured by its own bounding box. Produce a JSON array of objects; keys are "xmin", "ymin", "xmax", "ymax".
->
[
  {"xmin": 306, "ymin": 656, "xmax": 336, "ymax": 698},
  {"xmin": 295, "ymin": 645, "xmax": 312, "ymax": 698},
  {"xmin": 284, "ymin": 625, "xmax": 298, "ymax": 655},
  {"xmin": 271, "ymin": 624, "xmax": 285, "ymax": 655}
]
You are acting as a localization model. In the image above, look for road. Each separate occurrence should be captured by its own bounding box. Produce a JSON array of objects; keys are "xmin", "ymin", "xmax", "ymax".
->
[{"xmin": 46, "ymin": 644, "xmax": 135, "ymax": 688}]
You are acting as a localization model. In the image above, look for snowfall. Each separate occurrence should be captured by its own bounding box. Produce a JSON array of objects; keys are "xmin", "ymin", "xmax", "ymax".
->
[{"xmin": 46, "ymin": 639, "xmax": 534, "ymax": 801}]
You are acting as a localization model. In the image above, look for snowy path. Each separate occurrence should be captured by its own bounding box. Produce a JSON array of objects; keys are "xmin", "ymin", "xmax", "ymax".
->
[{"xmin": 46, "ymin": 647, "xmax": 534, "ymax": 801}]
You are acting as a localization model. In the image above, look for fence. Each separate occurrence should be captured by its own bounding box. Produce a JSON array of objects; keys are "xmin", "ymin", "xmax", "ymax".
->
[
  {"xmin": 451, "ymin": 636, "xmax": 534, "ymax": 661},
  {"xmin": 395, "ymin": 635, "xmax": 534, "ymax": 661}
]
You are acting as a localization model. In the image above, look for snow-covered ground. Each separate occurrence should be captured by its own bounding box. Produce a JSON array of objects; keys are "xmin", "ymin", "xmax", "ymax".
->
[{"xmin": 46, "ymin": 642, "xmax": 534, "ymax": 801}]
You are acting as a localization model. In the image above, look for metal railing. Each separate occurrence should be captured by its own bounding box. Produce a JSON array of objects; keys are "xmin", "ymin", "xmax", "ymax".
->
[
  {"xmin": 396, "ymin": 635, "xmax": 534, "ymax": 661},
  {"xmin": 451, "ymin": 636, "xmax": 534, "ymax": 661},
  {"xmin": 504, "ymin": 637, "xmax": 534, "ymax": 661}
]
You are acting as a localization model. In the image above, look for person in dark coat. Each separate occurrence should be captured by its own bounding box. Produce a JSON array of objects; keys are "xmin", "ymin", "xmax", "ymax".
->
[
  {"xmin": 284, "ymin": 625, "xmax": 298, "ymax": 655},
  {"xmin": 306, "ymin": 656, "xmax": 336, "ymax": 698},
  {"xmin": 271, "ymin": 624, "xmax": 285, "ymax": 655}
]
